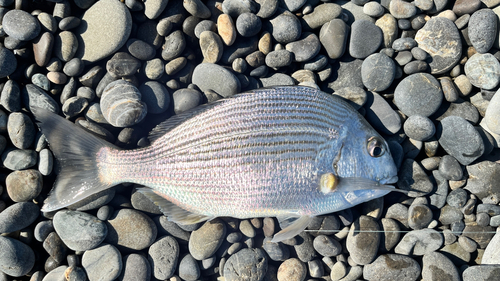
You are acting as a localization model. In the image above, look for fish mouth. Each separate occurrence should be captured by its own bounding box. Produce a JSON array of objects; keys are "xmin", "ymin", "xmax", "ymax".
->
[{"xmin": 379, "ymin": 175, "xmax": 398, "ymax": 185}]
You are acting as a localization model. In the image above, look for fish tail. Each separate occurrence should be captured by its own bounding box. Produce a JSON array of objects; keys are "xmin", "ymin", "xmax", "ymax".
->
[{"xmin": 31, "ymin": 107, "xmax": 117, "ymax": 212}]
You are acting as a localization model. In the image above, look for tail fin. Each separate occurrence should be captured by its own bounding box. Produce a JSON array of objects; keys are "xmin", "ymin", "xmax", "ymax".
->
[{"xmin": 31, "ymin": 107, "xmax": 118, "ymax": 212}]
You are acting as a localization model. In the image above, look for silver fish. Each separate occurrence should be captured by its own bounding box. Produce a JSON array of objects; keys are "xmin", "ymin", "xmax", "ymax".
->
[{"xmin": 33, "ymin": 86, "xmax": 402, "ymax": 242}]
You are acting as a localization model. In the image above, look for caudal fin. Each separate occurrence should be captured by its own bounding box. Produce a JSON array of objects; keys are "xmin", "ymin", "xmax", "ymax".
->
[{"xmin": 31, "ymin": 107, "xmax": 118, "ymax": 212}]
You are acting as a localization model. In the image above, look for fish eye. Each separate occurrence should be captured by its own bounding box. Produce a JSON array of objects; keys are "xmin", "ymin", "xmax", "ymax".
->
[{"xmin": 367, "ymin": 137, "xmax": 385, "ymax": 158}]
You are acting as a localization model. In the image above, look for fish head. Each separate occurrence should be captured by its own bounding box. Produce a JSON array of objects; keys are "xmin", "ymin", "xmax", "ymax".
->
[{"xmin": 315, "ymin": 115, "xmax": 399, "ymax": 213}]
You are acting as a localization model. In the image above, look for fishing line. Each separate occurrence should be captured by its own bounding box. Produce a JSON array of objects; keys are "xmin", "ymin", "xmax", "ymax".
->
[{"xmin": 303, "ymin": 230, "xmax": 500, "ymax": 234}]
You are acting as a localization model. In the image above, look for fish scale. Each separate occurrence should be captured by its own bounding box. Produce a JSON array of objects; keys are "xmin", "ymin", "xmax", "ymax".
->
[{"xmin": 33, "ymin": 86, "xmax": 399, "ymax": 242}]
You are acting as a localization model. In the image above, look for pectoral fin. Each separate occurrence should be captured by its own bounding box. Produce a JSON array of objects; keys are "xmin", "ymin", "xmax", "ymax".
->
[
  {"xmin": 137, "ymin": 187, "xmax": 213, "ymax": 224},
  {"xmin": 272, "ymin": 215, "xmax": 313, "ymax": 242}
]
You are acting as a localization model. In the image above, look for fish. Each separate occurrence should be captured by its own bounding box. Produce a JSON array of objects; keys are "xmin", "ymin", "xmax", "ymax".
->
[{"xmin": 32, "ymin": 86, "xmax": 403, "ymax": 242}]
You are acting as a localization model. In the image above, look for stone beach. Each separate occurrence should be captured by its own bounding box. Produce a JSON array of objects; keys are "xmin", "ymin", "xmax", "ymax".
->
[{"xmin": 2, "ymin": 0, "xmax": 500, "ymax": 280}]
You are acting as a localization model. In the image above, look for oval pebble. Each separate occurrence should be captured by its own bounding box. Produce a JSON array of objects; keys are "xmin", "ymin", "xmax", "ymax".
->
[
  {"xmin": 82, "ymin": 243, "xmax": 122, "ymax": 281},
  {"xmin": 22, "ymin": 84, "xmax": 60, "ymax": 113},
  {"xmin": 105, "ymin": 208, "xmax": 157, "ymax": 251},
  {"xmin": 6, "ymin": 169, "xmax": 42, "ymax": 202},
  {"xmin": 346, "ymin": 215, "xmax": 380, "ymax": 265},
  {"xmin": 0, "ymin": 80, "xmax": 21, "ymax": 112},
  {"xmin": 363, "ymin": 254, "xmax": 420, "ymax": 281},
  {"xmin": 313, "ymin": 235, "xmax": 342, "ymax": 257},
  {"xmin": 469, "ymin": 9, "xmax": 497, "ymax": 53},
  {"xmin": 189, "ymin": 218, "xmax": 226, "ymax": 260},
  {"xmin": 172, "ymin": 88, "xmax": 203, "ymax": 114},
  {"xmin": 301, "ymin": 3, "xmax": 341, "ymax": 30},
  {"xmin": 268, "ymin": 10, "xmax": 301, "ymax": 44},
  {"xmin": 1, "ymin": 148, "xmax": 37, "ymax": 170},
  {"xmin": 53, "ymin": 210, "xmax": 107, "ymax": 251},
  {"xmin": 0, "ymin": 202, "xmax": 39, "ymax": 233},
  {"xmin": 361, "ymin": 53, "xmax": 395, "ymax": 92},
  {"xmin": 101, "ymin": 80, "xmax": 147, "ymax": 127},
  {"xmin": 403, "ymin": 115, "xmax": 436, "ymax": 141},
  {"xmin": 148, "ymin": 236, "xmax": 179, "ymax": 280},
  {"xmin": 138, "ymin": 81, "xmax": 170, "ymax": 114},
  {"xmin": 224, "ymin": 248, "xmax": 268, "ymax": 281},
  {"xmin": 285, "ymin": 32, "xmax": 320, "ymax": 63},
  {"xmin": 236, "ymin": 12, "xmax": 261, "ymax": 37},
  {"xmin": 0, "ymin": 236, "xmax": 35, "ymax": 277},
  {"xmin": 484, "ymin": 89, "xmax": 500, "ymax": 134},
  {"xmin": 7, "ymin": 112, "xmax": 35, "ymax": 149},
  {"xmin": 265, "ymin": 50, "xmax": 293, "ymax": 68},
  {"xmin": 179, "ymin": 254, "xmax": 201, "ymax": 281},
  {"xmin": 437, "ymin": 116, "xmax": 485, "ymax": 165},
  {"xmin": 422, "ymin": 252, "xmax": 460, "ymax": 280},
  {"xmin": 199, "ymin": 31, "xmax": 223, "ymax": 63},
  {"xmin": 363, "ymin": 91, "xmax": 401, "ymax": 135},
  {"xmin": 119, "ymin": 253, "xmax": 151, "ymax": 281},
  {"xmin": 2, "ymin": 10, "xmax": 40, "ymax": 41},
  {"xmin": 465, "ymin": 53, "xmax": 500, "ymax": 90},
  {"xmin": 394, "ymin": 73, "xmax": 443, "ymax": 117},
  {"xmin": 439, "ymin": 155, "xmax": 463, "ymax": 181},
  {"xmin": 349, "ymin": 20, "xmax": 383, "ymax": 59},
  {"xmin": 277, "ymin": 258, "xmax": 306, "ymax": 281},
  {"xmin": 192, "ymin": 63, "xmax": 240, "ymax": 98}
]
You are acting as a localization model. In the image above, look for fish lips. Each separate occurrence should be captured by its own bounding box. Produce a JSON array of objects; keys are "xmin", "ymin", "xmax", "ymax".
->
[{"xmin": 379, "ymin": 175, "xmax": 398, "ymax": 185}]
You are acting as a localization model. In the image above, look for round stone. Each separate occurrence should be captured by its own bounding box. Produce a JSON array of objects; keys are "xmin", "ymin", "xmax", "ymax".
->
[
  {"xmin": 236, "ymin": 12, "xmax": 261, "ymax": 37},
  {"xmin": 6, "ymin": 169, "xmax": 42, "ymax": 202},
  {"xmin": 285, "ymin": 32, "xmax": 320, "ymax": 62},
  {"xmin": 105, "ymin": 208, "xmax": 157, "ymax": 251},
  {"xmin": 0, "ymin": 46, "xmax": 17, "ymax": 78},
  {"xmin": 54, "ymin": 31, "xmax": 78, "ymax": 62},
  {"xmin": 363, "ymin": 254, "xmax": 420, "ymax": 281},
  {"xmin": 189, "ymin": 218, "xmax": 226, "ymax": 260},
  {"xmin": 192, "ymin": 63, "xmax": 241, "ymax": 98},
  {"xmin": 301, "ymin": 3, "xmax": 342, "ymax": 30},
  {"xmin": 53, "ymin": 210, "xmax": 107, "ymax": 251},
  {"xmin": 439, "ymin": 155, "xmax": 463, "ymax": 181},
  {"xmin": 349, "ymin": 20, "xmax": 383, "ymax": 59},
  {"xmin": 313, "ymin": 235, "xmax": 342, "ymax": 257},
  {"xmin": 119, "ymin": 254, "xmax": 151, "ymax": 281},
  {"xmin": 0, "ymin": 236, "xmax": 35, "ymax": 277},
  {"xmin": 265, "ymin": 50, "xmax": 293, "ymax": 68},
  {"xmin": 394, "ymin": 73, "xmax": 443, "ymax": 117},
  {"xmin": 172, "ymin": 88, "xmax": 202, "ymax": 114},
  {"xmin": 363, "ymin": 1, "xmax": 385, "ymax": 17},
  {"xmin": 199, "ymin": 31, "xmax": 223, "ymax": 63},
  {"xmin": 403, "ymin": 115, "xmax": 435, "ymax": 141},
  {"xmin": 0, "ymin": 202, "xmax": 39, "ymax": 233},
  {"xmin": 389, "ymin": 0, "xmax": 417, "ymax": 19},
  {"xmin": 437, "ymin": 116, "xmax": 485, "ymax": 165},
  {"xmin": 148, "ymin": 236, "xmax": 179, "ymax": 280},
  {"xmin": 268, "ymin": 10, "xmax": 301, "ymax": 44},
  {"xmin": 179, "ymin": 254, "xmax": 201, "ymax": 281},
  {"xmin": 7, "ymin": 112, "xmax": 35, "ymax": 149},
  {"xmin": 408, "ymin": 204, "xmax": 433, "ymax": 229},
  {"xmin": 361, "ymin": 53, "xmax": 395, "ymax": 92},
  {"xmin": 74, "ymin": 0, "xmax": 132, "ymax": 63},
  {"xmin": 194, "ymin": 20, "xmax": 217, "ymax": 39},
  {"xmin": 224, "ymin": 248, "xmax": 268, "ymax": 281},
  {"xmin": 469, "ymin": 9, "xmax": 497, "ymax": 53},
  {"xmin": 422, "ymin": 252, "xmax": 460, "ymax": 281},
  {"xmin": 138, "ymin": 81, "xmax": 170, "ymax": 114},
  {"xmin": 126, "ymin": 38, "xmax": 155, "ymax": 60},
  {"xmin": 2, "ymin": 10, "xmax": 40, "ymax": 41},
  {"xmin": 465, "ymin": 53, "xmax": 500, "ymax": 90},
  {"xmin": 82, "ymin": 244, "xmax": 122, "ymax": 281},
  {"xmin": 277, "ymin": 258, "xmax": 306, "ymax": 281},
  {"xmin": 415, "ymin": 17, "xmax": 462, "ymax": 74}
]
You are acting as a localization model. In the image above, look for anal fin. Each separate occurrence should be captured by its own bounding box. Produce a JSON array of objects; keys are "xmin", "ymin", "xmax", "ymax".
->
[
  {"xmin": 137, "ymin": 188, "xmax": 212, "ymax": 225},
  {"xmin": 272, "ymin": 215, "xmax": 313, "ymax": 242}
]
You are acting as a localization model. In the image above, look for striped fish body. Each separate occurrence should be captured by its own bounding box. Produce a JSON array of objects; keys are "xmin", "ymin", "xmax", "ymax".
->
[{"xmin": 98, "ymin": 86, "xmax": 397, "ymax": 219}]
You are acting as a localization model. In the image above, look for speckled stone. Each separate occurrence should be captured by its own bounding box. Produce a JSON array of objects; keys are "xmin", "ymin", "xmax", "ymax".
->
[
  {"xmin": 422, "ymin": 252, "xmax": 460, "ymax": 281},
  {"xmin": 349, "ymin": 20, "xmax": 383, "ymax": 59},
  {"xmin": 148, "ymin": 236, "xmax": 179, "ymax": 280},
  {"xmin": 2, "ymin": 9, "xmax": 40, "ymax": 41},
  {"xmin": 224, "ymin": 248, "xmax": 268, "ymax": 281},
  {"xmin": 395, "ymin": 229, "xmax": 443, "ymax": 256},
  {"xmin": 82, "ymin": 244, "xmax": 122, "ymax": 281},
  {"xmin": 105, "ymin": 208, "xmax": 157, "ymax": 251},
  {"xmin": 363, "ymin": 254, "xmax": 420, "ymax": 281},
  {"xmin": 346, "ymin": 215, "xmax": 380, "ymax": 265},
  {"xmin": 189, "ymin": 218, "xmax": 226, "ymax": 260},
  {"xmin": 394, "ymin": 73, "xmax": 443, "ymax": 117},
  {"xmin": 415, "ymin": 17, "xmax": 462, "ymax": 74},
  {"xmin": 268, "ymin": 10, "xmax": 301, "ymax": 44},
  {"xmin": 469, "ymin": 9, "xmax": 497, "ymax": 53},
  {"xmin": 403, "ymin": 115, "xmax": 435, "ymax": 141},
  {"xmin": 465, "ymin": 53, "xmax": 500, "ymax": 90},
  {"xmin": 361, "ymin": 53, "xmax": 395, "ymax": 92}
]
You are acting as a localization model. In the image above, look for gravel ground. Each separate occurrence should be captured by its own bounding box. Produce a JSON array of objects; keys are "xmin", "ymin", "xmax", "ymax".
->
[{"xmin": 1, "ymin": 0, "xmax": 500, "ymax": 280}]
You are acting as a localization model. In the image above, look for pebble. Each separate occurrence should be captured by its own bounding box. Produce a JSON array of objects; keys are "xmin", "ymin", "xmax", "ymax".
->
[
  {"xmin": 0, "ymin": 202, "xmax": 39, "ymax": 233},
  {"xmin": 394, "ymin": 73, "xmax": 443, "ymax": 117},
  {"xmin": 408, "ymin": 204, "xmax": 433, "ymax": 230},
  {"xmin": 363, "ymin": 254, "xmax": 420, "ymax": 281},
  {"xmin": 403, "ymin": 115, "xmax": 435, "ymax": 141},
  {"xmin": 189, "ymin": 218, "xmax": 226, "ymax": 260},
  {"xmin": 179, "ymin": 254, "xmax": 201, "ymax": 281},
  {"xmin": 308, "ymin": 259, "xmax": 324, "ymax": 278},
  {"xmin": 397, "ymin": 159, "xmax": 434, "ymax": 196},
  {"xmin": 349, "ymin": 20, "xmax": 383, "ymax": 59},
  {"xmin": 5, "ymin": 169, "xmax": 42, "ymax": 202},
  {"xmin": 194, "ymin": 20, "xmax": 217, "ymax": 39},
  {"xmin": 105, "ymin": 208, "xmax": 157, "ymax": 251},
  {"xmin": 328, "ymin": 58, "xmax": 364, "ymax": 91},
  {"xmin": 7, "ymin": 112, "xmax": 35, "ymax": 149},
  {"xmin": 463, "ymin": 265, "xmax": 500, "ymax": 280},
  {"xmin": 100, "ymin": 80, "xmax": 147, "ymax": 127},
  {"xmin": 221, "ymin": 34, "xmax": 259, "ymax": 64},
  {"xmin": 465, "ymin": 161, "xmax": 500, "ymax": 204},
  {"xmin": 437, "ymin": 116, "xmax": 484, "ymax": 165},
  {"xmin": 423, "ymin": 253, "xmax": 461, "ymax": 281},
  {"xmin": 485, "ymin": 89, "xmax": 500, "ymax": 134},
  {"xmin": 1, "ymin": 148, "xmax": 37, "ymax": 170},
  {"xmin": 236, "ymin": 13, "xmax": 261, "ymax": 37},
  {"xmin": 199, "ymin": 31, "xmax": 223, "ymax": 63},
  {"xmin": 118, "ymin": 254, "xmax": 151, "ymax": 281},
  {"xmin": 0, "ymin": 80, "xmax": 21, "ymax": 112},
  {"xmin": 363, "ymin": 91, "xmax": 401, "ymax": 135},
  {"xmin": 395, "ymin": 229, "xmax": 443, "ymax": 256},
  {"xmin": 346, "ymin": 215, "xmax": 380, "ymax": 265},
  {"xmin": 165, "ymin": 57, "xmax": 187, "ymax": 75},
  {"xmin": 312, "ymin": 235, "xmax": 342, "ymax": 257},
  {"xmin": 106, "ymin": 52, "xmax": 141, "ymax": 78},
  {"xmin": 262, "ymin": 238, "xmax": 290, "ymax": 261},
  {"xmin": 82, "ymin": 243, "xmax": 122, "ymax": 281},
  {"xmin": 32, "ymin": 73, "xmax": 50, "ymax": 91},
  {"xmin": 0, "ymin": 46, "xmax": 17, "ymax": 79},
  {"xmin": 43, "ymin": 231, "xmax": 67, "ymax": 263},
  {"xmin": 138, "ymin": 81, "xmax": 170, "ymax": 114},
  {"xmin": 148, "ymin": 236, "xmax": 179, "ymax": 279},
  {"xmin": 389, "ymin": 0, "xmax": 417, "ymax": 19},
  {"xmin": 301, "ymin": 3, "xmax": 342, "ymax": 30},
  {"xmin": 277, "ymin": 258, "xmax": 306, "ymax": 281},
  {"xmin": 33, "ymin": 32, "xmax": 54, "ymax": 67},
  {"xmin": 469, "ymin": 9, "xmax": 497, "ymax": 53},
  {"xmin": 224, "ymin": 248, "xmax": 268, "ymax": 280},
  {"xmin": 361, "ymin": 53, "xmax": 395, "ymax": 92},
  {"xmin": 144, "ymin": 58, "xmax": 164, "ymax": 80},
  {"xmin": 59, "ymin": 16, "xmax": 81, "ymax": 31},
  {"xmin": 265, "ymin": 50, "xmax": 293, "ymax": 68},
  {"xmin": 2, "ymin": 10, "xmax": 40, "ymax": 41},
  {"xmin": 74, "ymin": 0, "xmax": 132, "ymax": 63},
  {"xmin": 22, "ymin": 84, "xmax": 60, "ymax": 113},
  {"xmin": 53, "ymin": 210, "xmax": 107, "ymax": 251},
  {"xmin": 446, "ymin": 188, "xmax": 468, "ymax": 209},
  {"xmin": 285, "ymin": 33, "xmax": 320, "ymax": 63},
  {"xmin": 172, "ymin": 88, "xmax": 202, "ymax": 114},
  {"xmin": 268, "ymin": 10, "xmax": 301, "ymax": 44},
  {"xmin": 34, "ymin": 220, "xmax": 54, "ymax": 242},
  {"xmin": 217, "ymin": 14, "xmax": 237, "ymax": 46},
  {"xmin": 415, "ymin": 17, "xmax": 462, "ymax": 74},
  {"xmin": 239, "ymin": 219, "xmax": 256, "ymax": 238},
  {"xmin": 438, "ymin": 155, "xmax": 463, "ymax": 181},
  {"xmin": 0, "ymin": 236, "xmax": 35, "ymax": 277},
  {"xmin": 221, "ymin": 0, "xmax": 258, "ymax": 17},
  {"xmin": 192, "ymin": 63, "xmax": 240, "ymax": 97},
  {"xmin": 465, "ymin": 53, "xmax": 500, "ymax": 90}
]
